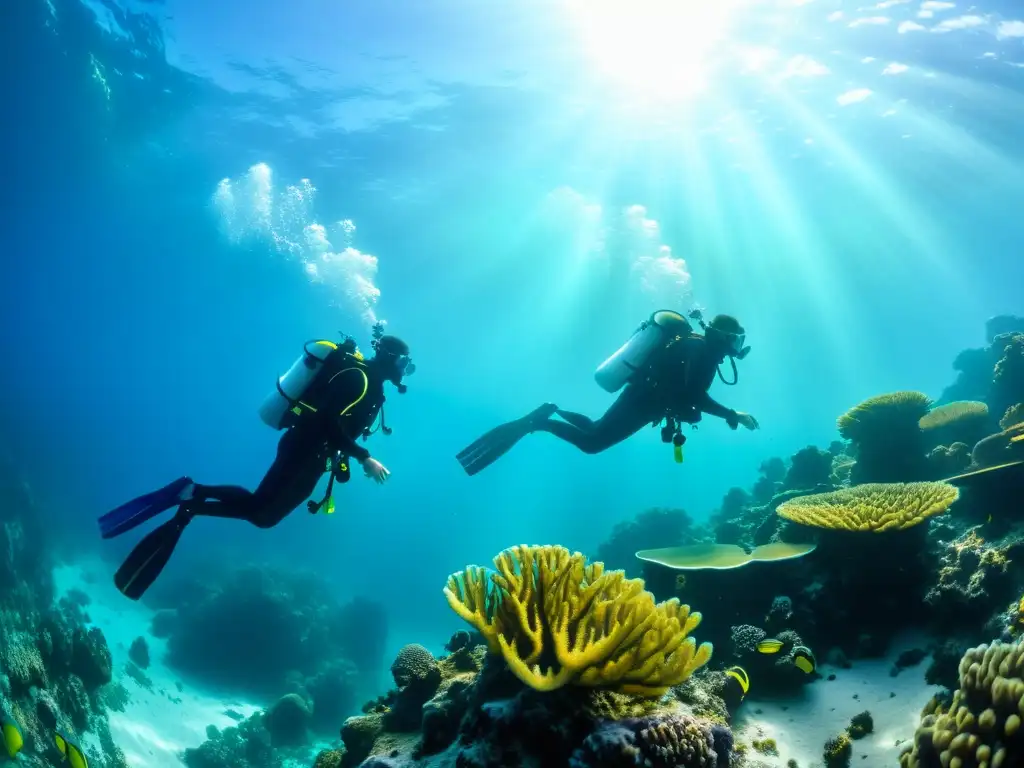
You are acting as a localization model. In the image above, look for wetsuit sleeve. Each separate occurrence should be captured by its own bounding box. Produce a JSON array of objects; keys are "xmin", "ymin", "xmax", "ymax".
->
[
  {"xmin": 324, "ymin": 368, "xmax": 372, "ymax": 462},
  {"xmin": 697, "ymin": 392, "xmax": 738, "ymax": 427}
]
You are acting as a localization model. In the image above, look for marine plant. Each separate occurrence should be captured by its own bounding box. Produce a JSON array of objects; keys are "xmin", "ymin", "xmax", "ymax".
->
[
  {"xmin": 775, "ymin": 481, "xmax": 960, "ymax": 532},
  {"xmin": 443, "ymin": 544, "xmax": 712, "ymax": 696}
]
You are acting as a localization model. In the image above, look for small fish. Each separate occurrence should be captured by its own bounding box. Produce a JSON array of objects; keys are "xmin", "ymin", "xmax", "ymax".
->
[
  {"xmin": 793, "ymin": 645, "xmax": 817, "ymax": 675},
  {"xmin": 675, "ymin": 574, "xmax": 687, "ymax": 590},
  {"xmin": 1, "ymin": 711, "xmax": 24, "ymax": 759},
  {"xmin": 1011, "ymin": 434, "xmax": 1023, "ymax": 444},
  {"xmin": 55, "ymin": 729, "xmax": 89, "ymax": 768},
  {"xmin": 757, "ymin": 638, "xmax": 784, "ymax": 654},
  {"xmin": 724, "ymin": 665, "xmax": 750, "ymax": 698}
]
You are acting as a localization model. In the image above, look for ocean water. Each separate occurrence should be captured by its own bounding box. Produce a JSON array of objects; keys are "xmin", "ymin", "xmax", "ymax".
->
[{"xmin": 1, "ymin": 0, "xmax": 1023, "ymax": 766}]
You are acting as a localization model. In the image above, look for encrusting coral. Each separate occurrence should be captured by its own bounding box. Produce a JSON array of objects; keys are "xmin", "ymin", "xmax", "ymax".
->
[
  {"xmin": 900, "ymin": 638, "xmax": 1024, "ymax": 768},
  {"xmin": 775, "ymin": 481, "xmax": 960, "ymax": 532},
  {"xmin": 443, "ymin": 544, "xmax": 713, "ymax": 696}
]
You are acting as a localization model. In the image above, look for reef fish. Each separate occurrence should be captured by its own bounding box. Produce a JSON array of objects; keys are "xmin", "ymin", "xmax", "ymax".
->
[
  {"xmin": 757, "ymin": 638, "xmax": 784, "ymax": 654},
  {"xmin": 1, "ymin": 711, "xmax": 23, "ymax": 759},
  {"xmin": 793, "ymin": 645, "xmax": 817, "ymax": 675},
  {"xmin": 725, "ymin": 665, "xmax": 750, "ymax": 699}
]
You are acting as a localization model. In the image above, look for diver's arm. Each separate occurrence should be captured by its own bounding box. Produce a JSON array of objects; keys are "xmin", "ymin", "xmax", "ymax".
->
[{"xmin": 697, "ymin": 392, "xmax": 739, "ymax": 428}]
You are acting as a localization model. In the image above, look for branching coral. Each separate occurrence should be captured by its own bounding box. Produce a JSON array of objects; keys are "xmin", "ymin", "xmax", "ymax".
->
[
  {"xmin": 1001, "ymin": 403, "xmax": 1024, "ymax": 431},
  {"xmin": 443, "ymin": 545, "xmax": 712, "ymax": 696},
  {"xmin": 899, "ymin": 639, "xmax": 1024, "ymax": 768},
  {"xmin": 775, "ymin": 482, "xmax": 960, "ymax": 532}
]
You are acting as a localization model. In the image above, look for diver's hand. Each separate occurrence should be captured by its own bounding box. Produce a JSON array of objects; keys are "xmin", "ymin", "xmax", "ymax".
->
[
  {"xmin": 360, "ymin": 457, "xmax": 390, "ymax": 484},
  {"xmin": 736, "ymin": 412, "xmax": 759, "ymax": 431}
]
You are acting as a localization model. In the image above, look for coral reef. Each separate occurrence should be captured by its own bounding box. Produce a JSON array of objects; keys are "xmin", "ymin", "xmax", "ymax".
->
[
  {"xmin": 334, "ymin": 634, "xmax": 734, "ymax": 768},
  {"xmin": 919, "ymin": 401, "xmax": 991, "ymax": 449},
  {"xmin": 0, "ymin": 453, "xmax": 127, "ymax": 768},
  {"xmin": 595, "ymin": 508, "xmax": 699, "ymax": 576},
  {"xmin": 128, "ymin": 636, "xmax": 150, "ymax": 669},
  {"xmin": 837, "ymin": 391, "xmax": 932, "ymax": 483},
  {"xmin": 444, "ymin": 544, "xmax": 712, "ymax": 696},
  {"xmin": 900, "ymin": 638, "xmax": 1024, "ymax": 768},
  {"xmin": 823, "ymin": 732, "xmax": 852, "ymax": 767},
  {"xmin": 776, "ymin": 481, "xmax": 960, "ymax": 532}
]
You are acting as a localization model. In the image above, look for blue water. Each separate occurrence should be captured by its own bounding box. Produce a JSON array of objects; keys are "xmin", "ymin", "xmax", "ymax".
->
[{"xmin": 2, "ymin": 0, "xmax": 1023, "ymax": 656}]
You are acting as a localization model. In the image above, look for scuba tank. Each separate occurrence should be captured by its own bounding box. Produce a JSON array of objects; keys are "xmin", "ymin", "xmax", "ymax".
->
[
  {"xmin": 595, "ymin": 310, "xmax": 693, "ymax": 393},
  {"xmin": 258, "ymin": 336, "xmax": 361, "ymax": 430}
]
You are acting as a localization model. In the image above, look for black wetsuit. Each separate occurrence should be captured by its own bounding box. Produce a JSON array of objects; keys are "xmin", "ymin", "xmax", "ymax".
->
[
  {"xmin": 184, "ymin": 360, "xmax": 384, "ymax": 528},
  {"xmin": 536, "ymin": 335, "xmax": 739, "ymax": 454}
]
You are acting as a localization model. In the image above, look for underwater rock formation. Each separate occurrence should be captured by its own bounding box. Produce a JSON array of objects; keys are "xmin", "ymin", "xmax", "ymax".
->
[
  {"xmin": 334, "ymin": 634, "xmax": 736, "ymax": 768},
  {"xmin": 0, "ymin": 454, "xmax": 128, "ymax": 768},
  {"xmin": 161, "ymin": 565, "xmax": 385, "ymax": 730},
  {"xmin": 595, "ymin": 507, "xmax": 698, "ymax": 576}
]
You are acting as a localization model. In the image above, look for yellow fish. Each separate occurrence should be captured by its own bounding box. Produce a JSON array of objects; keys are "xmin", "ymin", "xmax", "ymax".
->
[
  {"xmin": 55, "ymin": 730, "xmax": 89, "ymax": 768},
  {"xmin": 756, "ymin": 638, "xmax": 784, "ymax": 654},
  {"xmin": 1011, "ymin": 433, "xmax": 1023, "ymax": 443},
  {"xmin": 793, "ymin": 645, "xmax": 816, "ymax": 675},
  {"xmin": 724, "ymin": 665, "xmax": 750, "ymax": 698},
  {"xmin": 1, "ymin": 710, "xmax": 23, "ymax": 759}
]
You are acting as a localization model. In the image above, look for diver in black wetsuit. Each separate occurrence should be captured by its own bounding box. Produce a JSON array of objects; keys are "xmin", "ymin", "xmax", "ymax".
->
[
  {"xmin": 457, "ymin": 311, "xmax": 758, "ymax": 475},
  {"xmin": 99, "ymin": 329, "xmax": 415, "ymax": 600}
]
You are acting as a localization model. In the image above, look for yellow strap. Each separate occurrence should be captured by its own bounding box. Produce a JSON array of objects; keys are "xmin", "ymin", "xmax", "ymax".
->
[{"xmin": 330, "ymin": 366, "xmax": 369, "ymax": 416}]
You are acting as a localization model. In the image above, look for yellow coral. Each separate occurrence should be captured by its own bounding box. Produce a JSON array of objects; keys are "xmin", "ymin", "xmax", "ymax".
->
[
  {"xmin": 443, "ymin": 544, "xmax": 712, "ymax": 696},
  {"xmin": 900, "ymin": 639, "xmax": 1024, "ymax": 768},
  {"xmin": 837, "ymin": 391, "xmax": 932, "ymax": 442},
  {"xmin": 918, "ymin": 400, "xmax": 988, "ymax": 431},
  {"xmin": 1002, "ymin": 403, "xmax": 1024, "ymax": 431},
  {"xmin": 775, "ymin": 482, "xmax": 960, "ymax": 532}
]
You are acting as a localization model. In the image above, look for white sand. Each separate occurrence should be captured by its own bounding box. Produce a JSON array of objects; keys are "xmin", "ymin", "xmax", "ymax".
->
[
  {"xmin": 54, "ymin": 560, "xmax": 264, "ymax": 767},
  {"xmin": 732, "ymin": 632, "xmax": 944, "ymax": 767}
]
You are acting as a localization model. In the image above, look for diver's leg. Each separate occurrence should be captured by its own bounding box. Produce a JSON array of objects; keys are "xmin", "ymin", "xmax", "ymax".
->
[
  {"xmin": 535, "ymin": 385, "xmax": 659, "ymax": 454},
  {"xmin": 187, "ymin": 430, "xmax": 326, "ymax": 528},
  {"xmin": 553, "ymin": 409, "xmax": 596, "ymax": 430}
]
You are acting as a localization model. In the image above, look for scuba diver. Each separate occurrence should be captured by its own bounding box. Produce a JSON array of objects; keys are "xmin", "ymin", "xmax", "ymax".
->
[
  {"xmin": 457, "ymin": 309, "xmax": 758, "ymax": 475},
  {"xmin": 99, "ymin": 323, "xmax": 415, "ymax": 600}
]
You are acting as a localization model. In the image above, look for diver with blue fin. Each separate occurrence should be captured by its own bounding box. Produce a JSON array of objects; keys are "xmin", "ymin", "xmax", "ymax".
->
[
  {"xmin": 457, "ymin": 309, "xmax": 758, "ymax": 475},
  {"xmin": 99, "ymin": 324, "xmax": 415, "ymax": 600}
]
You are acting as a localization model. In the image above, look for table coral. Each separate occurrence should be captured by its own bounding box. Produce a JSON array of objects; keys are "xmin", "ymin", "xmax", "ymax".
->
[{"xmin": 776, "ymin": 482, "xmax": 960, "ymax": 532}]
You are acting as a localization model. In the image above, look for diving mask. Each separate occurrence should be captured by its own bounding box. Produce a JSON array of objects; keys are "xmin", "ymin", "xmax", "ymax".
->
[{"xmin": 708, "ymin": 326, "xmax": 750, "ymax": 359}]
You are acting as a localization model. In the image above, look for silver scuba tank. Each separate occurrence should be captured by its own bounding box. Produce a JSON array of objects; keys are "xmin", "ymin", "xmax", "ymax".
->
[{"xmin": 594, "ymin": 310, "xmax": 692, "ymax": 393}]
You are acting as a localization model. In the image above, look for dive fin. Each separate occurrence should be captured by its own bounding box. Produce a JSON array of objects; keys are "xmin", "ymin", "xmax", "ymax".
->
[
  {"xmin": 456, "ymin": 404, "xmax": 557, "ymax": 476},
  {"xmin": 113, "ymin": 517, "xmax": 188, "ymax": 601},
  {"xmin": 98, "ymin": 477, "xmax": 194, "ymax": 539}
]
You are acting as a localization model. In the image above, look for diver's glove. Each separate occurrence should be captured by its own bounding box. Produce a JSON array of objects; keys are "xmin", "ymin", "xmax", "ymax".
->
[{"xmin": 360, "ymin": 456, "xmax": 391, "ymax": 485}]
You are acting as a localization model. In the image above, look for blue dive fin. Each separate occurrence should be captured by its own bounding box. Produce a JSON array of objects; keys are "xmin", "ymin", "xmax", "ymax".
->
[{"xmin": 98, "ymin": 477, "xmax": 193, "ymax": 539}]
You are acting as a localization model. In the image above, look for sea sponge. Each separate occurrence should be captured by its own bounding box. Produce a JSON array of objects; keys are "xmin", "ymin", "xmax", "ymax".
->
[
  {"xmin": 837, "ymin": 391, "xmax": 932, "ymax": 442},
  {"xmin": 443, "ymin": 544, "xmax": 712, "ymax": 696},
  {"xmin": 919, "ymin": 401, "xmax": 989, "ymax": 431},
  {"xmin": 824, "ymin": 732, "xmax": 852, "ymax": 767},
  {"xmin": 1001, "ymin": 404, "xmax": 1024, "ymax": 431},
  {"xmin": 775, "ymin": 482, "xmax": 960, "ymax": 532},
  {"xmin": 900, "ymin": 639, "xmax": 1024, "ymax": 768}
]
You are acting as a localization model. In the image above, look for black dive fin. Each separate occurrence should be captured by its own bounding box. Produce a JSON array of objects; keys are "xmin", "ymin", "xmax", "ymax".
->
[
  {"xmin": 456, "ymin": 404, "xmax": 558, "ymax": 476},
  {"xmin": 114, "ymin": 517, "xmax": 188, "ymax": 601}
]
